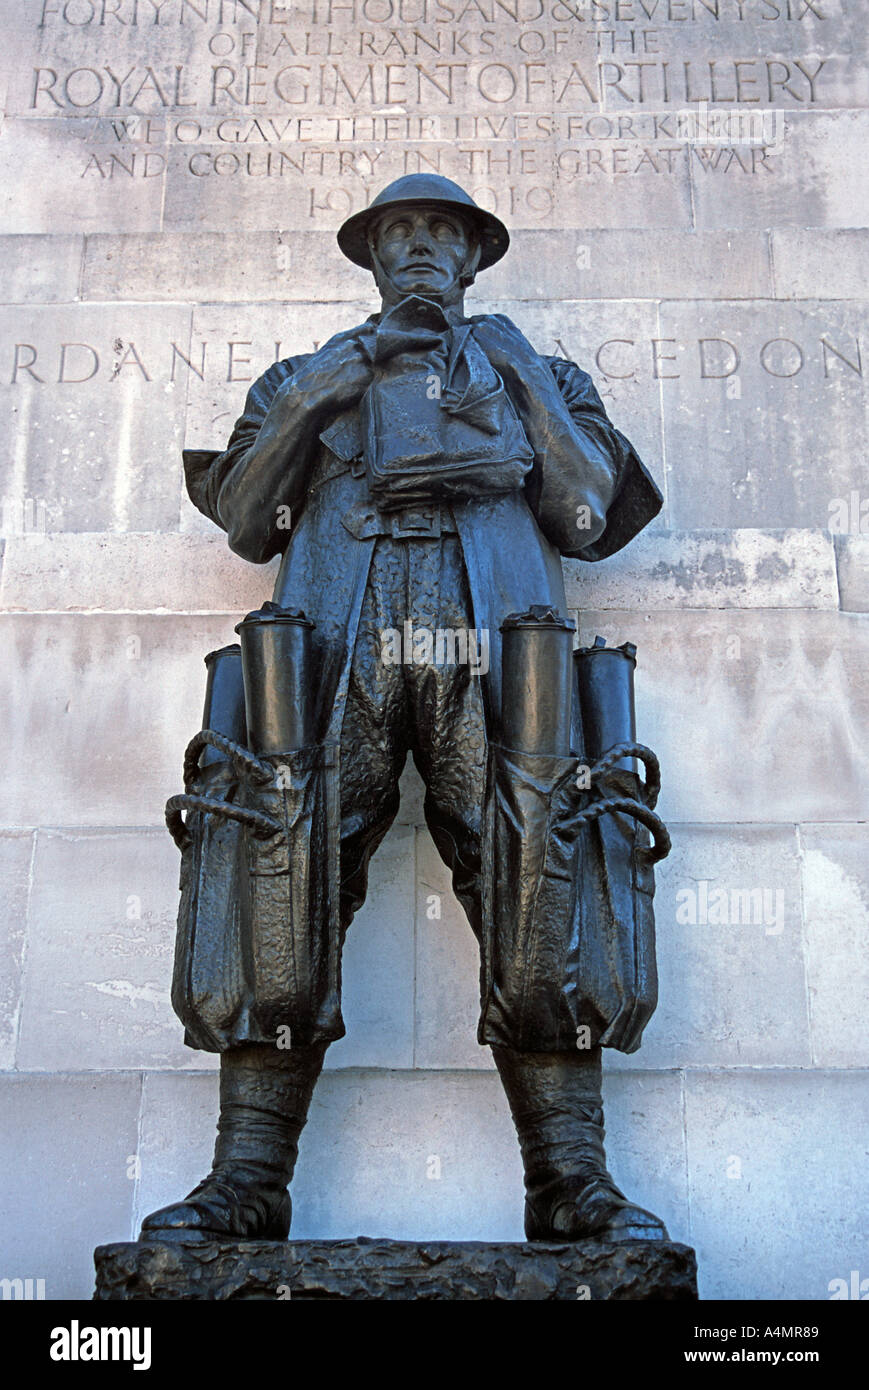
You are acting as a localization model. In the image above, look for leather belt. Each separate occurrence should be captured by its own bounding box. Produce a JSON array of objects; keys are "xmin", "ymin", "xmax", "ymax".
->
[
  {"xmin": 317, "ymin": 451, "xmax": 459, "ymax": 540},
  {"xmin": 389, "ymin": 504, "xmax": 457, "ymax": 538},
  {"xmin": 341, "ymin": 499, "xmax": 458, "ymax": 541}
]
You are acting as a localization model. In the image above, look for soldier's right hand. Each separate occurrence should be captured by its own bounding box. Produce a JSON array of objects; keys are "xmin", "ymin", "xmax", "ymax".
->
[{"xmin": 276, "ymin": 325, "xmax": 376, "ymax": 415}]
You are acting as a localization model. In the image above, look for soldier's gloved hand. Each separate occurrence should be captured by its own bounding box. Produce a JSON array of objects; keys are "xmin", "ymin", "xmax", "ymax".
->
[
  {"xmin": 471, "ymin": 314, "xmax": 544, "ymax": 386},
  {"xmin": 275, "ymin": 324, "xmax": 377, "ymax": 416}
]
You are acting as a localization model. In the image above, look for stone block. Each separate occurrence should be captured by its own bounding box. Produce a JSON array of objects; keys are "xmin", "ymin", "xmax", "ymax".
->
[
  {"xmin": 565, "ymin": 8, "xmax": 867, "ymax": 114},
  {"xmin": 834, "ymin": 535, "xmax": 869, "ymax": 612},
  {"xmin": 95, "ymin": 1236, "xmax": 698, "ymax": 1301},
  {"xmin": 11, "ymin": 527, "xmax": 836, "ymax": 624},
  {"xmin": 148, "ymin": 50, "xmax": 696, "ymax": 234},
  {"xmin": 565, "ymin": 529, "xmax": 838, "ymax": 614},
  {"xmin": 82, "ymin": 230, "xmax": 374, "ymax": 303},
  {"xmin": 414, "ymin": 826, "xmax": 491, "ymax": 1071},
  {"xmin": 293, "ymin": 1071, "xmax": 525, "ymax": 1242},
  {"xmin": 609, "ymin": 824, "xmax": 808, "ymax": 1071},
  {"xmin": 133, "ymin": 1072, "xmax": 218, "ymax": 1237},
  {"xmin": 0, "ymin": 831, "xmax": 35, "ymax": 1070},
  {"xmin": 16, "ymin": 827, "xmax": 214, "ymax": 1072},
  {"xmin": 417, "ymin": 812, "xmax": 811, "ymax": 1073},
  {"xmin": 13, "ymin": 798, "xmax": 414, "ymax": 1076},
  {"xmin": 772, "ymin": 229, "xmax": 869, "ymax": 301},
  {"xmin": 0, "ymin": 303, "xmax": 193, "ymax": 534},
  {"xmin": 577, "ymin": 609, "xmax": 869, "ymax": 825},
  {"xmin": 326, "ymin": 823, "xmax": 416, "ymax": 1071},
  {"xmin": 7, "ymin": 12, "xmax": 257, "ymax": 121},
  {"xmin": 0, "ymin": 613, "xmax": 241, "ymax": 827},
  {"xmin": 0, "ymin": 234, "xmax": 82, "ymax": 303},
  {"xmin": 483, "ymin": 230, "xmax": 773, "ymax": 301},
  {"xmin": 0, "ymin": 118, "xmax": 165, "ymax": 235},
  {"xmin": 657, "ymin": 299, "xmax": 869, "ymax": 531},
  {"xmin": 602, "ymin": 1072, "xmax": 689, "ymax": 1248},
  {"xmin": 692, "ymin": 112, "xmax": 869, "ymax": 230},
  {"xmin": 0, "ymin": 532, "xmax": 277, "ymax": 614},
  {"xmin": 800, "ymin": 824, "xmax": 869, "ymax": 1068},
  {"xmin": 684, "ymin": 1070, "xmax": 869, "ymax": 1301},
  {"xmin": 0, "ymin": 1072, "xmax": 139, "ymax": 1301}
]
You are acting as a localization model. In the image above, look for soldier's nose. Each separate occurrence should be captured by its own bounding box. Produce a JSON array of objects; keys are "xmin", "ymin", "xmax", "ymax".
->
[{"xmin": 408, "ymin": 225, "xmax": 435, "ymax": 253}]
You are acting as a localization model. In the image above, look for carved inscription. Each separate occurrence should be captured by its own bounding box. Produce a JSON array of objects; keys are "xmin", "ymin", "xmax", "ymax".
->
[
  {"xmin": 8, "ymin": 327, "xmax": 865, "ymax": 385},
  {"xmin": 12, "ymin": 0, "xmax": 856, "ymax": 226}
]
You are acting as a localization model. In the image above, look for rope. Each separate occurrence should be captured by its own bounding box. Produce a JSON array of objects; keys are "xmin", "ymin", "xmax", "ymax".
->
[
  {"xmin": 165, "ymin": 793, "xmax": 282, "ymax": 853},
  {"xmin": 182, "ymin": 729, "xmax": 274, "ymax": 790},
  {"xmin": 166, "ymin": 729, "xmax": 671, "ymax": 865},
  {"xmin": 589, "ymin": 740, "xmax": 661, "ymax": 809},
  {"xmin": 560, "ymin": 793, "xmax": 671, "ymax": 865}
]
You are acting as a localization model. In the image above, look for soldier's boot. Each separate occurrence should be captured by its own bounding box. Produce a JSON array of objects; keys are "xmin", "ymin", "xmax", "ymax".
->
[
  {"xmin": 493, "ymin": 1045, "xmax": 668, "ymax": 1242},
  {"xmin": 139, "ymin": 1041, "xmax": 326, "ymax": 1242}
]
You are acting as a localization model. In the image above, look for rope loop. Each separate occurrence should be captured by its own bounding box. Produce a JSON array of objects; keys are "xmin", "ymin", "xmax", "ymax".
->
[
  {"xmin": 182, "ymin": 729, "xmax": 274, "ymax": 790},
  {"xmin": 564, "ymin": 741, "xmax": 670, "ymax": 862},
  {"xmin": 165, "ymin": 793, "xmax": 282, "ymax": 852},
  {"xmin": 589, "ymin": 741, "xmax": 661, "ymax": 809},
  {"xmin": 564, "ymin": 794, "xmax": 671, "ymax": 865}
]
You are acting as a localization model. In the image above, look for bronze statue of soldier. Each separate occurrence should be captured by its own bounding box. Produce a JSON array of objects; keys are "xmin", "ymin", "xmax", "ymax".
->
[{"xmin": 141, "ymin": 175, "xmax": 672, "ymax": 1248}]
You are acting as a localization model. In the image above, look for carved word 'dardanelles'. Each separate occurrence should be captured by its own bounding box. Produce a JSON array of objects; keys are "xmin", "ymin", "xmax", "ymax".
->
[{"xmin": 8, "ymin": 332, "xmax": 865, "ymax": 386}]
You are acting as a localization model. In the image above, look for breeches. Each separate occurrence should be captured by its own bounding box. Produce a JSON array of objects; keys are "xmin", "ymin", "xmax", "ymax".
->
[
  {"xmin": 338, "ymin": 534, "xmax": 487, "ymax": 938},
  {"xmin": 171, "ymin": 530, "xmax": 660, "ymax": 1056}
]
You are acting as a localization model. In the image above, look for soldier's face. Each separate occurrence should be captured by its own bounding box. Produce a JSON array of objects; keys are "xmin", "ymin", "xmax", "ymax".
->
[{"xmin": 373, "ymin": 208, "xmax": 473, "ymax": 296}]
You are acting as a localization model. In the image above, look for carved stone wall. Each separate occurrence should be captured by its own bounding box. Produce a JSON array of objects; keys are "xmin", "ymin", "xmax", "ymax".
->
[{"xmin": 1, "ymin": 0, "xmax": 867, "ymax": 1301}]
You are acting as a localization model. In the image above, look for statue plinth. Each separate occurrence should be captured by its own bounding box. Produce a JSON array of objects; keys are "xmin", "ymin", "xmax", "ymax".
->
[{"xmin": 94, "ymin": 1237, "xmax": 698, "ymax": 1301}]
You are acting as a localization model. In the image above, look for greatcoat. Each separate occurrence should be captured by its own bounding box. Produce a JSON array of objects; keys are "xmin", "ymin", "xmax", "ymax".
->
[
  {"xmin": 185, "ymin": 311, "xmax": 662, "ymax": 750},
  {"xmin": 176, "ymin": 309, "xmax": 665, "ymax": 1055}
]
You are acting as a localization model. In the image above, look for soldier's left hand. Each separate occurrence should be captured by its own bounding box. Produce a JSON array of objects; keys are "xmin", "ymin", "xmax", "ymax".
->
[{"xmin": 471, "ymin": 315, "xmax": 545, "ymax": 384}]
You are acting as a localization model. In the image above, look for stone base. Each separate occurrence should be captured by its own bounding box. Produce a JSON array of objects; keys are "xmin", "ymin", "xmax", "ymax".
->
[{"xmin": 94, "ymin": 1237, "xmax": 698, "ymax": 1301}]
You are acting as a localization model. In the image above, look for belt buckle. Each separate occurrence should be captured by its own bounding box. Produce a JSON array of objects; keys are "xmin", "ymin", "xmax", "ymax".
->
[{"xmin": 391, "ymin": 505, "xmax": 440, "ymax": 539}]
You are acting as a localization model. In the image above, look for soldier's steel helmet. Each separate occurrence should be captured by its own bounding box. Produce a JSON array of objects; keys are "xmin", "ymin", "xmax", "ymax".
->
[{"xmin": 337, "ymin": 174, "xmax": 510, "ymax": 272}]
